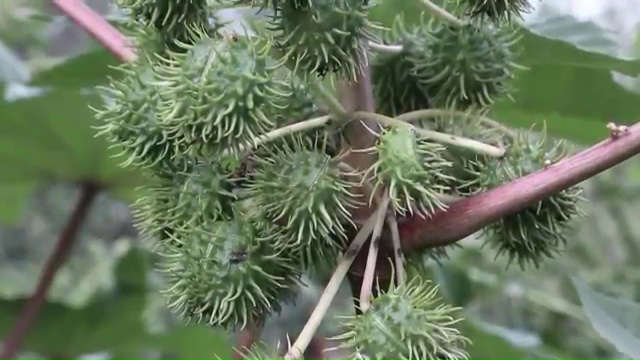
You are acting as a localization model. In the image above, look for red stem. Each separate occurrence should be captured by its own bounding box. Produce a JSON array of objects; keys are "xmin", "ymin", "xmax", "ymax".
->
[
  {"xmin": 399, "ymin": 125, "xmax": 640, "ymax": 250},
  {"xmin": 0, "ymin": 182, "xmax": 100, "ymax": 359},
  {"xmin": 51, "ymin": 0, "xmax": 136, "ymax": 62}
]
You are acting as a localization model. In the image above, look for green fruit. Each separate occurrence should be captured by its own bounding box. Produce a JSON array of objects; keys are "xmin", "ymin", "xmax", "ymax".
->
[
  {"xmin": 372, "ymin": 18, "xmax": 433, "ymax": 116},
  {"xmin": 154, "ymin": 36, "xmax": 291, "ymax": 156},
  {"xmin": 369, "ymin": 126, "xmax": 453, "ymax": 217},
  {"xmin": 132, "ymin": 160, "xmax": 237, "ymax": 246},
  {"xmin": 412, "ymin": 22, "xmax": 521, "ymax": 109},
  {"xmin": 160, "ymin": 216, "xmax": 299, "ymax": 330},
  {"xmin": 247, "ymin": 139, "xmax": 358, "ymax": 269},
  {"xmin": 335, "ymin": 275, "xmax": 470, "ymax": 359},
  {"xmin": 271, "ymin": 0, "xmax": 375, "ymax": 79},
  {"xmin": 459, "ymin": 0, "xmax": 533, "ymax": 22},
  {"xmin": 471, "ymin": 132, "xmax": 585, "ymax": 268},
  {"xmin": 93, "ymin": 62, "xmax": 187, "ymax": 173}
]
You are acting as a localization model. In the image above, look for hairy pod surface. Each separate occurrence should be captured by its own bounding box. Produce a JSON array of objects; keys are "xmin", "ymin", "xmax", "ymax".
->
[
  {"xmin": 247, "ymin": 139, "xmax": 359, "ymax": 269},
  {"xmin": 421, "ymin": 115, "xmax": 506, "ymax": 196},
  {"xmin": 370, "ymin": 126, "xmax": 452, "ymax": 217},
  {"xmin": 154, "ymin": 36, "xmax": 291, "ymax": 155},
  {"xmin": 336, "ymin": 276, "xmax": 470, "ymax": 359},
  {"xmin": 94, "ymin": 62, "xmax": 189, "ymax": 173},
  {"xmin": 459, "ymin": 0, "xmax": 533, "ymax": 22},
  {"xmin": 471, "ymin": 132, "xmax": 584, "ymax": 268},
  {"xmin": 132, "ymin": 160, "xmax": 237, "ymax": 246},
  {"xmin": 412, "ymin": 22, "xmax": 521, "ymax": 109},
  {"xmin": 160, "ymin": 216, "xmax": 299, "ymax": 330},
  {"xmin": 271, "ymin": 0, "xmax": 375, "ymax": 79},
  {"xmin": 116, "ymin": 0, "xmax": 215, "ymax": 50},
  {"xmin": 372, "ymin": 18, "xmax": 433, "ymax": 116}
]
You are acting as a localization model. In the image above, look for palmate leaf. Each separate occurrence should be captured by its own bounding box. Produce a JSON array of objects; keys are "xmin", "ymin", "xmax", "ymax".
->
[
  {"xmin": 572, "ymin": 277, "xmax": 640, "ymax": 359},
  {"xmin": 0, "ymin": 50, "xmax": 145, "ymax": 224},
  {"xmin": 368, "ymin": 0, "xmax": 640, "ymax": 145}
]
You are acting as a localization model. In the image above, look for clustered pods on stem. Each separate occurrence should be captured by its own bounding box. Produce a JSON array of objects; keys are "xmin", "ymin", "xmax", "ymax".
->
[{"xmin": 91, "ymin": 0, "xmax": 598, "ymax": 358}]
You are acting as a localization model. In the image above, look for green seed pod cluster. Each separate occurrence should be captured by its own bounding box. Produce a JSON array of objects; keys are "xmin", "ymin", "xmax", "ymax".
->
[
  {"xmin": 154, "ymin": 36, "xmax": 291, "ymax": 156},
  {"xmin": 368, "ymin": 126, "xmax": 452, "ymax": 217},
  {"xmin": 335, "ymin": 276, "xmax": 470, "ymax": 359},
  {"xmin": 372, "ymin": 17, "xmax": 433, "ymax": 116},
  {"xmin": 94, "ymin": 62, "xmax": 187, "ymax": 172},
  {"xmin": 270, "ymin": 0, "xmax": 376, "ymax": 79},
  {"xmin": 115, "ymin": 0, "xmax": 215, "ymax": 51},
  {"xmin": 411, "ymin": 22, "xmax": 521, "ymax": 109},
  {"xmin": 247, "ymin": 139, "xmax": 359, "ymax": 269},
  {"xmin": 131, "ymin": 160, "xmax": 237, "ymax": 245},
  {"xmin": 459, "ymin": 0, "xmax": 534, "ymax": 22},
  {"xmin": 160, "ymin": 216, "xmax": 300, "ymax": 330},
  {"xmin": 470, "ymin": 132, "xmax": 584, "ymax": 268}
]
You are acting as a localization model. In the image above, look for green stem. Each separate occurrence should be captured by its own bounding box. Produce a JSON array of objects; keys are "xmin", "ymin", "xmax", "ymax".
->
[
  {"xmin": 353, "ymin": 111, "xmax": 505, "ymax": 157},
  {"xmin": 359, "ymin": 193, "xmax": 391, "ymax": 312},
  {"xmin": 284, "ymin": 211, "xmax": 380, "ymax": 360},
  {"xmin": 368, "ymin": 41, "xmax": 403, "ymax": 54},
  {"xmin": 227, "ymin": 115, "xmax": 333, "ymax": 155},
  {"xmin": 417, "ymin": 0, "xmax": 465, "ymax": 27},
  {"xmin": 397, "ymin": 108, "xmax": 517, "ymax": 139}
]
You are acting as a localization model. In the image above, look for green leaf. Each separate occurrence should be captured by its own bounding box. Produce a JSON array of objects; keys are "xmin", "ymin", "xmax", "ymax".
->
[
  {"xmin": 0, "ymin": 248, "xmax": 149, "ymax": 357},
  {"xmin": 433, "ymin": 262, "xmax": 473, "ymax": 307},
  {"xmin": 572, "ymin": 277, "xmax": 640, "ymax": 358},
  {"xmin": 460, "ymin": 318, "xmax": 531, "ymax": 359},
  {"xmin": 0, "ymin": 51, "xmax": 144, "ymax": 225},
  {"xmin": 148, "ymin": 325, "xmax": 234, "ymax": 359},
  {"xmin": 31, "ymin": 50, "xmax": 119, "ymax": 88}
]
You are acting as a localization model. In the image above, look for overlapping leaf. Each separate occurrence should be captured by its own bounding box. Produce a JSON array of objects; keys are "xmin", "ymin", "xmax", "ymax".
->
[{"xmin": 0, "ymin": 50, "xmax": 144, "ymax": 224}]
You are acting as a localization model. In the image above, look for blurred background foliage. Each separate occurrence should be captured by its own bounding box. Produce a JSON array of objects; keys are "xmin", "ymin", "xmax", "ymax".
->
[{"xmin": 1, "ymin": 0, "xmax": 640, "ymax": 358}]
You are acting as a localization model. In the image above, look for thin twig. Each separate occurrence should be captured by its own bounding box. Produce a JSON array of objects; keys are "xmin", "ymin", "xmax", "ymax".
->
[
  {"xmin": 226, "ymin": 115, "xmax": 333, "ymax": 156},
  {"xmin": 417, "ymin": 0, "xmax": 465, "ymax": 27},
  {"xmin": 353, "ymin": 111, "xmax": 505, "ymax": 157},
  {"xmin": 367, "ymin": 41, "xmax": 403, "ymax": 54},
  {"xmin": 399, "ymin": 123, "xmax": 640, "ymax": 250},
  {"xmin": 0, "ymin": 182, "xmax": 100, "ymax": 359},
  {"xmin": 359, "ymin": 193, "xmax": 391, "ymax": 312},
  {"xmin": 385, "ymin": 213, "xmax": 406, "ymax": 284},
  {"xmin": 397, "ymin": 108, "xmax": 518, "ymax": 139},
  {"xmin": 284, "ymin": 212, "xmax": 379, "ymax": 360}
]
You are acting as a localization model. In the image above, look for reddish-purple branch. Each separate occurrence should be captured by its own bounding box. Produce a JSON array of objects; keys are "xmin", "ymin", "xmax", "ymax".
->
[
  {"xmin": 0, "ymin": 182, "xmax": 99, "ymax": 359},
  {"xmin": 52, "ymin": 0, "xmax": 136, "ymax": 62},
  {"xmin": 399, "ymin": 125, "xmax": 640, "ymax": 250}
]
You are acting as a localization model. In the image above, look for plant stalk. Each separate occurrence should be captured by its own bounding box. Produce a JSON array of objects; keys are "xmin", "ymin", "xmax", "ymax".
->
[
  {"xmin": 0, "ymin": 182, "xmax": 100, "ymax": 359},
  {"xmin": 399, "ymin": 124, "xmax": 640, "ymax": 250}
]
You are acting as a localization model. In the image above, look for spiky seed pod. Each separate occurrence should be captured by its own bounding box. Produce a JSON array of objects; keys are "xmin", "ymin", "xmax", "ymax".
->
[
  {"xmin": 459, "ymin": 0, "xmax": 533, "ymax": 22},
  {"xmin": 372, "ymin": 18, "xmax": 433, "ymax": 116},
  {"xmin": 154, "ymin": 36, "xmax": 292, "ymax": 156},
  {"xmin": 419, "ymin": 115, "xmax": 506, "ymax": 196},
  {"xmin": 160, "ymin": 216, "xmax": 299, "ymax": 330},
  {"xmin": 116, "ymin": 0, "xmax": 213, "ymax": 38},
  {"xmin": 271, "ymin": 0, "xmax": 375, "ymax": 79},
  {"xmin": 247, "ymin": 138, "xmax": 359, "ymax": 269},
  {"xmin": 412, "ymin": 22, "xmax": 521, "ymax": 110},
  {"xmin": 470, "ymin": 132, "xmax": 584, "ymax": 268},
  {"xmin": 93, "ymin": 62, "xmax": 189, "ymax": 173},
  {"xmin": 368, "ymin": 126, "xmax": 453, "ymax": 217},
  {"xmin": 132, "ymin": 160, "xmax": 237, "ymax": 246},
  {"xmin": 335, "ymin": 276, "xmax": 470, "ymax": 359}
]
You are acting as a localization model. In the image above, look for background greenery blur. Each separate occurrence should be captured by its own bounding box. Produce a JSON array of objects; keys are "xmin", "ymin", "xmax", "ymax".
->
[{"xmin": 1, "ymin": 0, "xmax": 640, "ymax": 358}]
